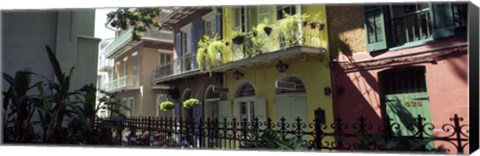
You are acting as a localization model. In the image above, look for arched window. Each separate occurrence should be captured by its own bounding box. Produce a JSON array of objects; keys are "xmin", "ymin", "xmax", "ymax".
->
[
  {"xmin": 204, "ymin": 86, "xmax": 220, "ymax": 119},
  {"xmin": 275, "ymin": 76, "xmax": 306, "ymax": 95},
  {"xmin": 274, "ymin": 75, "xmax": 308, "ymax": 125},
  {"xmin": 235, "ymin": 82, "xmax": 256, "ymax": 98},
  {"xmin": 182, "ymin": 89, "xmax": 192, "ymax": 101}
]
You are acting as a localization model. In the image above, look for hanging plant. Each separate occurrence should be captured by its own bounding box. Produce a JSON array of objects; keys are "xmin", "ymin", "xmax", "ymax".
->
[
  {"xmin": 183, "ymin": 98, "xmax": 200, "ymax": 109},
  {"xmin": 301, "ymin": 14, "xmax": 310, "ymax": 27},
  {"xmin": 279, "ymin": 13, "xmax": 300, "ymax": 47},
  {"xmin": 310, "ymin": 22, "xmax": 318, "ymax": 29},
  {"xmin": 196, "ymin": 34, "xmax": 226, "ymax": 74},
  {"xmin": 231, "ymin": 30, "xmax": 245, "ymax": 45},
  {"xmin": 263, "ymin": 26, "xmax": 272, "ymax": 36},
  {"xmin": 196, "ymin": 47, "xmax": 207, "ymax": 71},
  {"xmin": 159, "ymin": 101, "xmax": 174, "ymax": 111},
  {"xmin": 318, "ymin": 23, "xmax": 325, "ymax": 30}
]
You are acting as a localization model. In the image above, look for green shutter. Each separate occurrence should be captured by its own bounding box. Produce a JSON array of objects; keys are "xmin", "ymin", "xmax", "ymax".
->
[
  {"xmin": 274, "ymin": 96, "xmax": 289, "ymax": 123},
  {"xmin": 218, "ymin": 100, "xmax": 232, "ymax": 120},
  {"xmin": 254, "ymin": 98, "xmax": 267, "ymax": 122},
  {"xmin": 364, "ymin": 6, "xmax": 388, "ymax": 52},
  {"xmin": 431, "ymin": 3, "xmax": 455, "ymax": 39}
]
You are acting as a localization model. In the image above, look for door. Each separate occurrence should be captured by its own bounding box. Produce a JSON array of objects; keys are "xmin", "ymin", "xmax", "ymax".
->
[
  {"xmin": 205, "ymin": 100, "xmax": 219, "ymax": 119},
  {"xmin": 274, "ymin": 94, "xmax": 308, "ymax": 123},
  {"xmin": 380, "ymin": 67, "xmax": 434, "ymax": 149}
]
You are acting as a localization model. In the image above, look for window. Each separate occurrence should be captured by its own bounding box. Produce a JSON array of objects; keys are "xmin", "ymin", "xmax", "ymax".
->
[
  {"xmin": 238, "ymin": 100, "xmax": 256, "ymax": 122},
  {"xmin": 364, "ymin": 3, "xmax": 467, "ymax": 52},
  {"xmin": 114, "ymin": 62, "xmax": 120, "ymax": 79},
  {"xmin": 276, "ymin": 5, "xmax": 296, "ymax": 20},
  {"xmin": 180, "ymin": 24, "xmax": 193, "ymax": 71},
  {"xmin": 202, "ymin": 12, "xmax": 217, "ymax": 38},
  {"xmin": 234, "ymin": 7, "xmax": 250, "ymax": 32},
  {"xmin": 257, "ymin": 6, "xmax": 271, "ymax": 24},
  {"xmin": 160, "ymin": 53, "xmax": 172, "ymax": 65},
  {"xmin": 132, "ymin": 52, "xmax": 137, "ymax": 84},
  {"xmin": 122, "ymin": 57, "xmax": 128, "ymax": 76}
]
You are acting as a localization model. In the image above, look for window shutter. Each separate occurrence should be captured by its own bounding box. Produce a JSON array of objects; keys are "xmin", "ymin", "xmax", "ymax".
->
[
  {"xmin": 192, "ymin": 20, "xmax": 203, "ymax": 69},
  {"xmin": 215, "ymin": 11, "xmax": 223, "ymax": 39},
  {"xmin": 193, "ymin": 102, "xmax": 203, "ymax": 123},
  {"xmin": 274, "ymin": 96, "xmax": 289, "ymax": 123},
  {"xmin": 254, "ymin": 98, "xmax": 267, "ymax": 122},
  {"xmin": 218, "ymin": 101, "xmax": 232, "ymax": 121},
  {"xmin": 232, "ymin": 100, "xmax": 240, "ymax": 121},
  {"xmin": 364, "ymin": 6, "xmax": 388, "ymax": 52},
  {"xmin": 175, "ymin": 32, "xmax": 182, "ymax": 73},
  {"xmin": 431, "ymin": 3, "xmax": 455, "ymax": 39}
]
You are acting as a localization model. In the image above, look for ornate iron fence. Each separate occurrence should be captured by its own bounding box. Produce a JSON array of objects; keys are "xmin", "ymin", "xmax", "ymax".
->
[{"xmin": 95, "ymin": 109, "xmax": 468, "ymax": 154}]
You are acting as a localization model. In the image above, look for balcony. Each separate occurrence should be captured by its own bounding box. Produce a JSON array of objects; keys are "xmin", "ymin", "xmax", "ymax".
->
[
  {"xmin": 215, "ymin": 18, "xmax": 327, "ymax": 71},
  {"xmin": 98, "ymin": 58, "xmax": 113, "ymax": 72},
  {"xmin": 152, "ymin": 15, "xmax": 327, "ymax": 84},
  {"xmin": 104, "ymin": 75, "xmax": 139, "ymax": 92},
  {"xmin": 103, "ymin": 29, "xmax": 134, "ymax": 58},
  {"xmin": 153, "ymin": 54, "xmax": 196, "ymax": 82},
  {"xmin": 103, "ymin": 28, "xmax": 172, "ymax": 59}
]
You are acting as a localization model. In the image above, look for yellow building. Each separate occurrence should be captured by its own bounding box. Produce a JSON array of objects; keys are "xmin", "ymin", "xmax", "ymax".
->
[{"xmin": 199, "ymin": 5, "xmax": 333, "ymax": 125}]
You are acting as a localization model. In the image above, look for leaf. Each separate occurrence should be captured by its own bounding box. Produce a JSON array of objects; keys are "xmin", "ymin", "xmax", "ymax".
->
[
  {"xmin": 15, "ymin": 71, "xmax": 30, "ymax": 96},
  {"xmin": 45, "ymin": 46, "xmax": 64, "ymax": 84},
  {"xmin": 3, "ymin": 72, "xmax": 16, "ymax": 86},
  {"xmin": 36, "ymin": 83, "xmax": 53, "ymax": 119}
]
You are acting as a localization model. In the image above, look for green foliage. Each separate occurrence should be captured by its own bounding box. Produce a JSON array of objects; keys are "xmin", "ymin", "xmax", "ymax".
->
[
  {"xmin": 231, "ymin": 29, "xmax": 246, "ymax": 37},
  {"xmin": 278, "ymin": 13, "xmax": 301, "ymax": 47},
  {"xmin": 3, "ymin": 45, "xmax": 126, "ymax": 144},
  {"xmin": 159, "ymin": 101, "xmax": 174, "ymax": 111},
  {"xmin": 182, "ymin": 98, "xmax": 200, "ymax": 109},
  {"xmin": 107, "ymin": 8, "xmax": 163, "ymax": 41},
  {"xmin": 348, "ymin": 133, "xmax": 446, "ymax": 153},
  {"xmin": 196, "ymin": 34, "xmax": 229, "ymax": 74},
  {"xmin": 241, "ymin": 129, "xmax": 308, "ymax": 151}
]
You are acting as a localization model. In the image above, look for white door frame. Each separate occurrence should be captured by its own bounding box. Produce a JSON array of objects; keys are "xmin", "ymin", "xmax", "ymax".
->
[{"xmin": 233, "ymin": 96, "xmax": 257, "ymax": 122}]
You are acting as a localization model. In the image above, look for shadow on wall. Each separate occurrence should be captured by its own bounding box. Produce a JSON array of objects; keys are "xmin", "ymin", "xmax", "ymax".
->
[{"xmin": 330, "ymin": 33, "xmax": 385, "ymax": 133}]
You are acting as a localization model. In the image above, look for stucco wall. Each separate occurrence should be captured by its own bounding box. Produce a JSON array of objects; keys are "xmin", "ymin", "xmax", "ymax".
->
[
  {"xmin": 2, "ymin": 9, "xmax": 97, "ymax": 92},
  {"xmin": 327, "ymin": 6, "xmax": 469, "ymax": 150},
  {"xmin": 224, "ymin": 57, "xmax": 333, "ymax": 124},
  {"xmin": 141, "ymin": 47, "xmax": 163, "ymax": 116},
  {"xmin": 2, "ymin": 11, "xmax": 59, "ymax": 92}
]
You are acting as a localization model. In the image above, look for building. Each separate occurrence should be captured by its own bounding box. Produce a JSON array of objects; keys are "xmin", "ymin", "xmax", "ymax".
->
[
  {"xmin": 2, "ymin": 9, "xmax": 100, "ymax": 92},
  {"xmin": 219, "ymin": 5, "xmax": 333, "ymax": 125},
  {"xmin": 153, "ymin": 7, "xmax": 223, "ymax": 123},
  {"xmin": 99, "ymin": 17, "xmax": 174, "ymax": 117},
  {"xmin": 153, "ymin": 5, "xmax": 333, "ymax": 126},
  {"xmin": 1, "ymin": 9, "xmax": 100, "ymax": 141},
  {"xmin": 327, "ymin": 2, "xmax": 468, "ymax": 150}
]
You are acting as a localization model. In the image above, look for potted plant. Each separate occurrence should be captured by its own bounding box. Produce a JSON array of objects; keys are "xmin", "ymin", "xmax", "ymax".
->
[
  {"xmin": 159, "ymin": 101, "xmax": 174, "ymax": 111},
  {"xmin": 309, "ymin": 13, "xmax": 321, "ymax": 29},
  {"xmin": 279, "ymin": 13, "xmax": 300, "ymax": 47},
  {"xmin": 231, "ymin": 30, "xmax": 245, "ymax": 45},
  {"xmin": 301, "ymin": 14, "xmax": 310, "ymax": 27},
  {"xmin": 182, "ymin": 98, "xmax": 200, "ymax": 109},
  {"xmin": 263, "ymin": 26, "xmax": 273, "ymax": 36}
]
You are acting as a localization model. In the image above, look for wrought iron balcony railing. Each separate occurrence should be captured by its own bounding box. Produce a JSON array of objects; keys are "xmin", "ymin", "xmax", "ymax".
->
[
  {"xmin": 229, "ymin": 19, "xmax": 325, "ymax": 62},
  {"xmin": 153, "ymin": 54, "xmax": 196, "ymax": 80}
]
